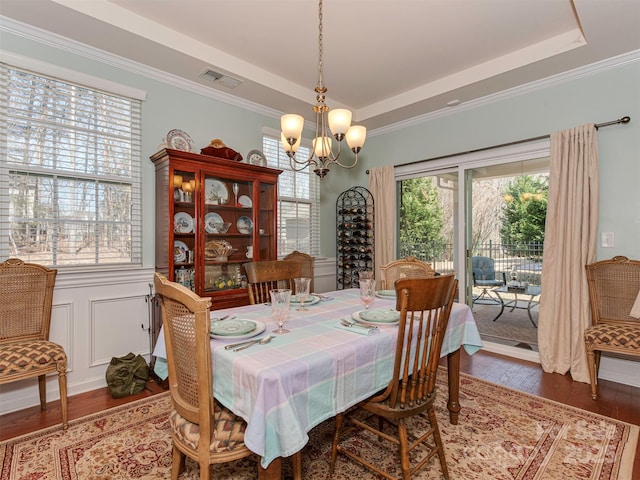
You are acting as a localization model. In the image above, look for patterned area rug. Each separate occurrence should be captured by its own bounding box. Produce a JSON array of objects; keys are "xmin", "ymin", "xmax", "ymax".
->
[{"xmin": 1, "ymin": 372, "xmax": 636, "ymax": 479}]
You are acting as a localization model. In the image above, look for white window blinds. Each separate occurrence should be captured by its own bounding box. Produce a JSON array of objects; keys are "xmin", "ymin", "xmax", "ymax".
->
[
  {"xmin": 262, "ymin": 134, "xmax": 320, "ymax": 257},
  {"xmin": 0, "ymin": 63, "xmax": 143, "ymax": 267}
]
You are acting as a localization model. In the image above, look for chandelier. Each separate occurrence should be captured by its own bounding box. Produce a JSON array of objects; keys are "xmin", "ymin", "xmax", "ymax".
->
[{"xmin": 280, "ymin": 0, "xmax": 366, "ymax": 179}]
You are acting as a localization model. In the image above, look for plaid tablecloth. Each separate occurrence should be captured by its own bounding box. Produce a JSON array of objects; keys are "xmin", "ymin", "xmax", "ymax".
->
[{"xmin": 153, "ymin": 288, "xmax": 482, "ymax": 468}]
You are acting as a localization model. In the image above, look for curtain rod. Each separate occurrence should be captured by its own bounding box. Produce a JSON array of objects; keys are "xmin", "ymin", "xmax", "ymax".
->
[{"xmin": 366, "ymin": 116, "xmax": 630, "ymax": 174}]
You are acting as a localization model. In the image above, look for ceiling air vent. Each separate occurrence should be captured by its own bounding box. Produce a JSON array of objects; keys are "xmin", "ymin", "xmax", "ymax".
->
[{"xmin": 199, "ymin": 68, "xmax": 242, "ymax": 89}]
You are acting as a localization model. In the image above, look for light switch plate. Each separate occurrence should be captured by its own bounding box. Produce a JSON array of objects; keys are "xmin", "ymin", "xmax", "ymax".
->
[{"xmin": 601, "ymin": 232, "xmax": 615, "ymax": 248}]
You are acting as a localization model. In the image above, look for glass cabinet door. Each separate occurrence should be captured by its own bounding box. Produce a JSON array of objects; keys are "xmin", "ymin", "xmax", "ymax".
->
[
  {"xmin": 171, "ymin": 168, "xmax": 197, "ymax": 291},
  {"xmin": 201, "ymin": 173, "xmax": 254, "ymax": 296},
  {"xmin": 258, "ymin": 181, "xmax": 276, "ymax": 261}
]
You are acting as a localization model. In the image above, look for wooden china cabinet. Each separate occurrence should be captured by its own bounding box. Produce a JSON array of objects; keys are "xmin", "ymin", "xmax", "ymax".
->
[{"xmin": 150, "ymin": 148, "xmax": 282, "ymax": 309}]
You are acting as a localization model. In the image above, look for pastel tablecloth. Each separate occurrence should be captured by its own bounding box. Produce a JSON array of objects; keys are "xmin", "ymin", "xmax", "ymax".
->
[{"xmin": 153, "ymin": 288, "xmax": 482, "ymax": 468}]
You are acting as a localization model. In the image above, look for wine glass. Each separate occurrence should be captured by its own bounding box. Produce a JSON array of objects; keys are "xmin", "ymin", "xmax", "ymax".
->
[
  {"xmin": 359, "ymin": 278, "xmax": 376, "ymax": 310},
  {"xmin": 232, "ymin": 182, "xmax": 240, "ymax": 206},
  {"xmin": 294, "ymin": 277, "xmax": 311, "ymax": 311},
  {"xmin": 270, "ymin": 288, "xmax": 292, "ymax": 334}
]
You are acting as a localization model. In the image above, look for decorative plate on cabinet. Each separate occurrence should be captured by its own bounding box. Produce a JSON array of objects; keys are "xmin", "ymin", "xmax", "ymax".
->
[
  {"xmin": 166, "ymin": 129, "xmax": 194, "ymax": 152},
  {"xmin": 247, "ymin": 149, "xmax": 267, "ymax": 167},
  {"xmin": 204, "ymin": 179, "xmax": 230, "ymax": 205},
  {"xmin": 173, "ymin": 212, "xmax": 194, "ymax": 233},
  {"xmin": 237, "ymin": 216, "xmax": 253, "ymax": 234},
  {"xmin": 174, "ymin": 240, "xmax": 189, "ymax": 263},
  {"xmin": 204, "ymin": 212, "xmax": 224, "ymax": 233},
  {"xmin": 238, "ymin": 195, "xmax": 252, "ymax": 208}
]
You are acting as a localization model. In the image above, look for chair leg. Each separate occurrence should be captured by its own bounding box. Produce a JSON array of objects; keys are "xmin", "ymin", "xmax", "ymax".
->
[
  {"xmin": 397, "ymin": 419, "xmax": 411, "ymax": 480},
  {"xmin": 171, "ymin": 446, "xmax": 184, "ymax": 480},
  {"xmin": 428, "ymin": 407, "xmax": 449, "ymax": 480},
  {"xmin": 57, "ymin": 364, "xmax": 69, "ymax": 429},
  {"xmin": 199, "ymin": 460, "xmax": 210, "ymax": 480},
  {"xmin": 329, "ymin": 413, "xmax": 344, "ymax": 475},
  {"xmin": 585, "ymin": 347, "xmax": 598, "ymax": 400},
  {"xmin": 38, "ymin": 374, "xmax": 47, "ymax": 410}
]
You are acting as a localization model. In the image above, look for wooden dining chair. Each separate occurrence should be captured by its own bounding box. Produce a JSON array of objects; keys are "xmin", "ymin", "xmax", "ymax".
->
[
  {"xmin": 379, "ymin": 256, "xmax": 436, "ymax": 290},
  {"xmin": 154, "ymin": 273, "xmax": 302, "ymax": 479},
  {"xmin": 243, "ymin": 260, "xmax": 302, "ymax": 304},
  {"xmin": 330, "ymin": 274, "xmax": 458, "ymax": 480},
  {"xmin": 283, "ymin": 251, "xmax": 315, "ymax": 292},
  {"xmin": 0, "ymin": 258, "xmax": 68, "ymax": 429}
]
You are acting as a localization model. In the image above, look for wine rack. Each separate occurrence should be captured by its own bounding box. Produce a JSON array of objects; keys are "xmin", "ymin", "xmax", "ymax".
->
[{"xmin": 336, "ymin": 186, "xmax": 375, "ymax": 289}]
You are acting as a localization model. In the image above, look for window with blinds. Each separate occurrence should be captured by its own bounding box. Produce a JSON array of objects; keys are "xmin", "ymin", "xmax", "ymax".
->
[
  {"xmin": 0, "ymin": 64, "xmax": 142, "ymax": 267},
  {"xmin": 262, "ymin": 134, "xmax": 320, "ymax": 257}
]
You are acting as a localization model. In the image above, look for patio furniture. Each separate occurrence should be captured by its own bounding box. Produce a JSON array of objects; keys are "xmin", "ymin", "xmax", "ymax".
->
[
  {"xmin": 0, "ymin": 258, "xmax": 68, "ymax": 429},
  {"xmin": 492, "ymin": 285, "xmax": 541, "ymax": 327},
  {"xmin": 379, "ymin": 256, "xmax": 435, "ymax": 289},
  {"xmin": 471, "ymin": 256, "xmax": 506, "ymax": 304},
  {"xmin": 584, "ymin": 256, "xmax": 640, "ymax": 400},
  {"xmin": 330, "ymin": 275, "xmax": 457, "ymax": 480}
]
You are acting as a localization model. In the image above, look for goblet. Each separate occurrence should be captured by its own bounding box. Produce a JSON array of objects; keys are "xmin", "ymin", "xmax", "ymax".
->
[
  {"xmin": 270, "ymin": 288, "xmax": 292, "ymax": 334},
  {"xmin": 294, "ymin": 277, "xmax": 311, "ymax": 311},
  {"xmin": 232, "ymin": 182, "xmax": 240, "ymax": 206},
  {"xmin": 359, "ymin": 278, "xmax": 376, "ymax": 310}
]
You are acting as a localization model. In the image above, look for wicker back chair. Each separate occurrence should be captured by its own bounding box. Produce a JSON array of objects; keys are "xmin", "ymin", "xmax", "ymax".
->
[
  {"xmin": 154, "ymin": 273, "xmax": 254, "ymax": 479},
  {"xmin": 0, "ymin": 258, "xmax": 67, "ymax": 429},
  {"xmin": 379, "ymin": 256, "xmax": 436, "ymax": 290},
  {"xmin": 330, "ymin": 274, "xmax": 458, "ymax": 480},
  {"xmin": 243, "ymin": 260, "xmax": 302, "ymax": 304},
  {"xmin": 283, "ymin": 251, "xmax": 315, "ymax": 292},
  {"xmin": 584, "ymin": 256, "xmax": 640, "ymax": 400}
]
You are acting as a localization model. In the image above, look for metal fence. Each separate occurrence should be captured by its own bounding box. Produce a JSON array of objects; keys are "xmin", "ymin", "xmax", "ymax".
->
[{"xmin": 400, "ymin": 241, "xmax": 543, "ymax": 285}]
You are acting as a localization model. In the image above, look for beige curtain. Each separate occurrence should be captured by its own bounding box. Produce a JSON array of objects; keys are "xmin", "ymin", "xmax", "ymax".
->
[
  {"xmin": 369, "ymin": 166, "xmax": 396, "ymax": 282},
  {"xmin": 538, "ymin": 124, "xmax": 599, "ymax": 383}
]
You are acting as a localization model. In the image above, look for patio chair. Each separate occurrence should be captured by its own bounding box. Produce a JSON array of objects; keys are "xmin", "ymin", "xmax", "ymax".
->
[
  {"xmin": 330, "ymin": 274, "xmax": 458, "ymax": 480},
  {"xmin": 243, "ymin": 260, "xmax": 302, "ymax": 304},
  {"xmin": 0, "ymin": 258, "xmax": 68, "ymax": 429},
  {"xmin": 584, "ymin": 256, "xmax": 640, "ymax": 400},
  {"xmin": 471, "ymin": 256, "xmax": 506, "ymax": 304},
  {"xmin": 379, "ymin": 256, "xmax": 436, "ymax": 290},
  {"xmin": 283, "ymin": 251, "xmax": 315, "ymax": 292}
]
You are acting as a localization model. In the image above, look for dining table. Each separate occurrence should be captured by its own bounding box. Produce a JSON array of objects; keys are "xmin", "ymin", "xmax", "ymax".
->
[{"xmin": 152, "ymin": 288, "xmax": 483, "ymax": 479}]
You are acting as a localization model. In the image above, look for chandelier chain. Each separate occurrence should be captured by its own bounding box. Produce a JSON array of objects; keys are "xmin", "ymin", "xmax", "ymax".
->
[{"xmin": 317, "ymin": 0, "xmax": 324, "ymax": 89}]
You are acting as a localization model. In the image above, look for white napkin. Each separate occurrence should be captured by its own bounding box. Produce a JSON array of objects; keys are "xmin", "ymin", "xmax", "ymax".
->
[
  {"xmin": 630, "ymin": 289, "xmax": 640, "ymax": 318},
  {"xmin": 334, "ymin": 323, "xmax": 378, "ymax": 335}
]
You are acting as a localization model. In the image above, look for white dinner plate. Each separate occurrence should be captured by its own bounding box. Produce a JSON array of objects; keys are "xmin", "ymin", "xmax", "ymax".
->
[
  {"xmin": 174, "ymin": 240, "xmax": 189, "ymax": 263},
  {"xmin": 204, "ymin": 212, "xmax": 224, "ymax": 233},
  {"xmin": 352, "ymin": 309, "xmax": 400, "ymax": 325},
  {"xmin": 375, "ymin": 290, "xmax": 396, "ymax": 299},
  {"xmin": 237, "ymin": 216, "xmax": 253, "ymax": 234},
  {"xmin": 204, "ymin": 178, "xmax": 230, "ymax": 205},
  {"xmin": 173, "ymin": 212, "xmax": 193, "ymax": 233},
  {"xmin": 166, "ymin": 129, "xmax": 194, "ymax": 152},
  {"xmin": 290, "ymin": 294, "xmax": 321, "ymax": 306},
  {"xmin": 238, "ymin": 195, "xmax": 252, "ymax": 208},
  {"xmin": 210, "ymin": 319, "xmax": 265, "ymax": 340}
]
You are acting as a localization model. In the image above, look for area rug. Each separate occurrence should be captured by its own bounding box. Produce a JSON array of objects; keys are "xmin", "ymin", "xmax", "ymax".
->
[{"xmin": 1, "ymin": 372, "xmax": 637, "ymax": 480}]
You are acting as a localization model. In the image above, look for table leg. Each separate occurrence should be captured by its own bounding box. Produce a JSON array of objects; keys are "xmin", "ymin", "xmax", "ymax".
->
[
  {"xmin": 258, "ymin": 457, "xmax": 281, "ymax": 480},
  {"xmin": 526, "ymin": 295, "xmax": 538, "ymax": 328},
  {"xmin": 446, "ymin": 348, "xmax": 461, "ymax": 425}
]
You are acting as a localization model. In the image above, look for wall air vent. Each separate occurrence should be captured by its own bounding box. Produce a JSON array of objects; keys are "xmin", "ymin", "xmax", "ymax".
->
[{"xmin": 199, "ymin": 68, "xmax": 242, "ymax": 89}]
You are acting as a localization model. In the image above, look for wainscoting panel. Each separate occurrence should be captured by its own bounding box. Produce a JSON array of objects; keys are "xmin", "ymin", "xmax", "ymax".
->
[{"xmin": 91, "ymin": 295, "xmax": 151, "ymax": 367}]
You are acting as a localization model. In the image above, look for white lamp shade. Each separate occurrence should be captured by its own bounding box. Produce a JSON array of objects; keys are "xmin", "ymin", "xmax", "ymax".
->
[
  {"xmin": 181, "ymin": 182, "xmax": 193, "ymax": 193},
  {"xmin": 313, "ymin": 136, "xmax": 332, "ymax": 158},
  {"xmin": 328, "ymin": 108, "xmax": 352, "ymax": 135},
  {"xmin": 173, "ymin": 174, "xmax": 183, "ymax": 188},
  {"xmin": 281, "ymin": 133, "xmax": 301, "ymax": 153},
  {"xmin": 345, "ymin": 125, "xmax": 367, "ymax": 149},
  {"xmin": 281, "ymin": 114, "xmax": 304, "ymax": 140}
]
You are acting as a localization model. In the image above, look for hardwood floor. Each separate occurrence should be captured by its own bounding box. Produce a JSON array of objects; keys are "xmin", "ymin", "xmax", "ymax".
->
[{"xmin": 1, "ymin": 351, "xmax": 638, "ymax": 477}]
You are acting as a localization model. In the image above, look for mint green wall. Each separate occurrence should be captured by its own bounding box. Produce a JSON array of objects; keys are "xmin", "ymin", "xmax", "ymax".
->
[
  {"xmin": 2, "ymin": 29, "xmax": 638, "ymax": 261},
  {"xmin": 356, "ymin": 59, "xmax": 640, "ymax": 260}
]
